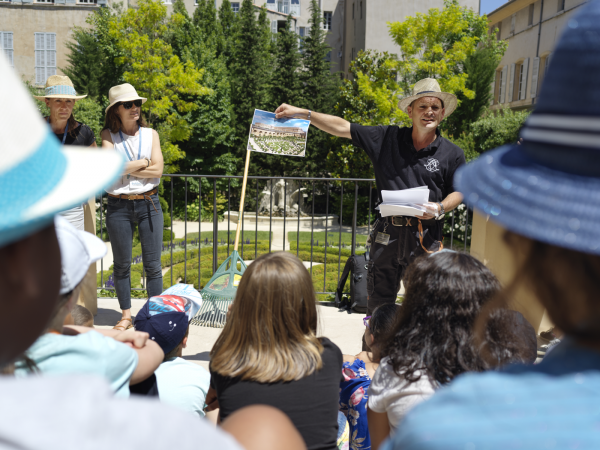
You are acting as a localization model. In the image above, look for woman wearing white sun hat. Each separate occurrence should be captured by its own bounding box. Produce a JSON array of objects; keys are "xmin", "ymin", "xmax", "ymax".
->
[
  {"xmin": 34, "ymin": 75, "xmax": 96, "ymax": 230},
  {"xmin": 101, "ymin": 83, "xmax": 164, "ymax": 331}
]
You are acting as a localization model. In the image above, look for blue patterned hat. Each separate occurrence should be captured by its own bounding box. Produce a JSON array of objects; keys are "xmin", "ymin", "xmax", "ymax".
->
[
  {"xmin": 32, "ymin": 75, "xmax": 87, "ymax": 100},
  {"xmin": 0, "ymin": 55, "xmax": 123, "ymax": 248},
  {"xmin": 455, "ymin": 0, "xmax": 600, "ymax": 256}
]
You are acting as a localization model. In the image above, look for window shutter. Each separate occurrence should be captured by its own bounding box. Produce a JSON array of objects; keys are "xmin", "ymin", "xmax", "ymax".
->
[
  {"xmin": 500, "ymin": 65, "xmax": 507, "ymax": 104},
  {"xmin": 508, "ymin": 63, "xmax": 515, "ymax": 103},
  {"xmin": 5, "ymin": 32, "xmax": 14, "ymax": 67},
  {"xmin": 271, "ymin": 20, "xmax": 277, "ymax": 34},
  {"xmin": 46, "ymin": 33, "xmax": 56, "ymax": 77},
  {"xmin": 519, "ymin": 57, "xmax": 529, "ymax": 100},
  {"xmin": 35, "ymin": 33, "xmax": 46, "ymax": 85},
  {"xmin": 490, "ymin": 81, "xmax": 495, "ymax": 105},
  {"xmin": 531, "ymin": 56, "xmax": 540, "ymax": 98}
]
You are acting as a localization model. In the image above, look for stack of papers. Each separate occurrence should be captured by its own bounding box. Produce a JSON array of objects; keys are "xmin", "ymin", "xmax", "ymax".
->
[{"xmin": 377, "ymin": 186, "xmax": 430, "ymax": 218}]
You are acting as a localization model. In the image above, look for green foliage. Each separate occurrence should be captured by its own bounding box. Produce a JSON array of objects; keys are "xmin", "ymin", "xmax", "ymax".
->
[
  {"xmin": 72, "ymin": 98, "xmax": 105, "ymax": 145},
  {"xmin": 329, "ymin": 50, "xmax": 401, "ymax": 179},
  {"xmin": 229, "ymin": 0, "xmax": 273, "ymax": 152},
  {"xmin": 442, "ymin": 31, "xmax": 507, "ymax": 136},
  {"xmin": 110, "ymin": 0, "xmax": 211, "ymax": 172},
  {"xmin": 470, "ymin": 107, "xmax": 529, "ymax": 153},
  {"xmin": 64, "ymin": 7, "xmax": 124, "ymax": 99}
]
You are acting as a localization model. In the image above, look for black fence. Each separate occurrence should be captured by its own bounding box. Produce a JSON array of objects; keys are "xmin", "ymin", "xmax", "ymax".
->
[{"xmin": 97, "ymin": 174, "xmax": 474, "ymax": 298}]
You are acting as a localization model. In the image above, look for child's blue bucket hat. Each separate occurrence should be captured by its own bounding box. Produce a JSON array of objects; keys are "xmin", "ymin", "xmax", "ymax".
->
[
  {"xmin": 455, "ymin": 0, "xmax": 600, "ymax": 256},
  {"xmin": 0, "ymin": 55, "xmax": 124, "ymax": 247}
]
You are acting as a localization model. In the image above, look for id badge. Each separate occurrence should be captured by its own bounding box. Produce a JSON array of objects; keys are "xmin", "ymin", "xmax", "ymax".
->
[
  {"xmin": 375, "ymin": 232, "xmax": 390, "ymax": 245},
  {"xmin": 130, "ymin": 176, "xmax": 144, "ymax": 188}
]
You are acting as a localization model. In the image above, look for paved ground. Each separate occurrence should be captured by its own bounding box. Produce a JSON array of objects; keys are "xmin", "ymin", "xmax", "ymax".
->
[{"xmin": 96, "ymin": 298, "xmax": 366, "ymax": 372}]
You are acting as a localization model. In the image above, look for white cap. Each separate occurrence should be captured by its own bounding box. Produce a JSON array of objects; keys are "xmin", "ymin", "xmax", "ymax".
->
[{"xmin": 55, "ymin": 216, "xmax": 107, "ymax": 295}]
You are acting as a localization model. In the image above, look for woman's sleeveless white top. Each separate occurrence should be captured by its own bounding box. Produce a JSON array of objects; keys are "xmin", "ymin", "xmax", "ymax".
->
[{"xmin": 105, "ymin": 127, "xmax": 159, "ymax": 195}]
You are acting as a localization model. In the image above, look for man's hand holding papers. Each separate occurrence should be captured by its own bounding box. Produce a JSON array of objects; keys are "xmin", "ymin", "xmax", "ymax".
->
[{"xmin": 378, "ymin": 187, "xmax": 436, "ymax": 218}]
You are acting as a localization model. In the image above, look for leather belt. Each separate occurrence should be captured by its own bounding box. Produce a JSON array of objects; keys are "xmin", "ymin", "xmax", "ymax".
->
[
  {"xmin": 108, "ymin": 188, "xmax": 159, "ymax": 213},
  {"xmin": 389, "ymin": 216, "xmax": 443, "ymax": 253},
  {"xmin": 108, "ymin": 188, "xmax": 157, "ymax": 200}
]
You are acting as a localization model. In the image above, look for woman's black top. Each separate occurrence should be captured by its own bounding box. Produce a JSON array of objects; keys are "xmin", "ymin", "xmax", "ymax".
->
[
  {"xmin": 51, "ymin": 122, "xmax": 96, "ymax": 146},
  {"xmin": 210, "ymin": 337, "xmax": 343, "ymax": 450}
]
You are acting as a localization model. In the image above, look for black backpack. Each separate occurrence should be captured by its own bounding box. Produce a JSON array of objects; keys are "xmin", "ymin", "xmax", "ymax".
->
[{"xmin": 334, "ymin": 252, "xmax": 369, "ymax": 313}]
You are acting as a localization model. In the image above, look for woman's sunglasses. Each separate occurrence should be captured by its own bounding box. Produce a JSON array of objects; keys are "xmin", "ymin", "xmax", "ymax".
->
[
  {"xmin": 363, "ymin": 316, "xmax": 371, "ymax": 330},
  {"xmin": 120, "ymin": 100, "xmax": 143, "ymax": 110}
]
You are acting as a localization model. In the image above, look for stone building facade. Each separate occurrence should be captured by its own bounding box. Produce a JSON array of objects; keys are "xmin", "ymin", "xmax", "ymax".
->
[{"xmin": 489, "ymin": 0, "xmax": 588, "ymax": 111}]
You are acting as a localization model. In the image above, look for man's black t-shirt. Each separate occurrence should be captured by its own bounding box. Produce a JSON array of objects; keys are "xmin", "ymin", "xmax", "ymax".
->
[
  {"xmin": 210, "ymin": 337, "xmax": 343, "ymax": 450},
  {"xmin": 351, "ymin": 124, "xmax": 466, "ymax": 204},
  {"xmin": 51, "ymin": 122, "xmax": 96, "ymax": 147}
]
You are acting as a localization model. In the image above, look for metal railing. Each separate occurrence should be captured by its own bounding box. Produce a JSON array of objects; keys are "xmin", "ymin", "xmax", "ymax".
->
[{"xmin": 97, "ymin": 174, "xmax": 474, "ymax": 297}]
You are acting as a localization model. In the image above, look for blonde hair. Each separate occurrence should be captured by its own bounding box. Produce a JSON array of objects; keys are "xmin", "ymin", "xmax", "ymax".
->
[{"xmin": 210, "ymin": 252, "xmax": 323, "ymax": 383}]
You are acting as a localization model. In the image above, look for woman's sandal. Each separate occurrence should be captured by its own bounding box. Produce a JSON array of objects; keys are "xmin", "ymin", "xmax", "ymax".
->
[{"xmin": 113, "ymin": 318, "xmax": 133, "ymax": 331}]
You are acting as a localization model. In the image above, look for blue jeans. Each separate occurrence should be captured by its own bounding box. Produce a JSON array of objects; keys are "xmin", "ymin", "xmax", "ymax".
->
[{"xmin": 106, "ymin": 192, "xmax": 163, "ymax": 310}]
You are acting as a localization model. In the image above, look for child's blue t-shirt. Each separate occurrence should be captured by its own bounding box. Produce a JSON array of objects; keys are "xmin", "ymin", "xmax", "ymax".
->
[
  {"xmin": 155, "ymin": 357, "xmax": 211, "ymax": 417},
  {"xmin": 15, "ymin": 331, "xmax": 138, "ymax": 397}
]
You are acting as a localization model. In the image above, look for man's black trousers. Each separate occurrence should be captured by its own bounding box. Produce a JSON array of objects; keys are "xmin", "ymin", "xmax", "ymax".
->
[{"xmin": 366, "ymin": 217, "xmax": 443, "ymax": 315}]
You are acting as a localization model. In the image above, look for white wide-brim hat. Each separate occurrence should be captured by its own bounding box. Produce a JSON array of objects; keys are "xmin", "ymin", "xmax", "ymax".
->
[
  {"xmin": 55, "ymin": 216, "xmax": 107, "ymax": 295},
  {"xmin": 398, "ymin": 78, "xmax": 458, "ymax": 117},
  {"xmin": 0, "ymin": 54, "xmax": 124, "ymax": 248},
  {"xmin": 33, "ymin": 75, "xmax": 87, "ymax": 100},
  {"xmin": 105, "ymin": 83, "xmax": 147, "ymax": 114}
]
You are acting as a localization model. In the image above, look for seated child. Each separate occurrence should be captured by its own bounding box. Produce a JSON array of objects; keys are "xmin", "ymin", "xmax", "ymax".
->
[
  {"xmin": 339, "ymin": 304, "xmax": 399, "ymax": 450},
  {"xmin": 134, "ymin": 287, "xmax": 210, "ymax": 417},
  {"xmin": 71, "ymin": 304, "xmax": 94, "ymax": 328},
  {"xmin": 14, "ymin": 217, "xmax": 164, "ymax": 397}
]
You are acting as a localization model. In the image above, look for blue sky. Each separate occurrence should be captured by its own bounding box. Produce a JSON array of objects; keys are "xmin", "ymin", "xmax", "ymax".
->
[
  {"xmin": 480, "ymin": 0, "xmax": 508, "ymax": 15},
  {"xmin": 252, "ymin": 109, "xmax": 310, "ymax": 132}
]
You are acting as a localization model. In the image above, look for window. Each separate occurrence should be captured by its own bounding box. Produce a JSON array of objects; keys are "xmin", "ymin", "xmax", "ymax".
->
[
  {"xmin": 36, "ymin": 0, "xmax": 54, "ymax": 3},
  {"xmin": 325, "ymin": 50, "xmax": 331, "ymax": 62},
  {"xmin": 35, "ymin": 33, "xmax": 56, "ymax": 85},
  {"xmin": 510, "ymin": 15, "xmax": 515, "ymax": 34},
  {"xmin": 496, "ymin": 21, "xmax": 502, "ymax": 40},
  {"xmin": 298, "ymin": 26, "xmax": 305, "ymax": 37},
  {"xmin": 498, "ymin": 66, "xmax": 507, "ymax": 104},
  {"xmin": 323, "ymin": 11, "xmax": 332, "ymax": 30},
  {"xmin": 1, "ymin": 32, "xmax": 13, "ymax": 66},
  {"xmin": 231, "ymin": 2, "xmax": 239, "ymax": 14},
  {"xmin": 544, "ymin": 53, "xmax": 551, "ymax": 75},
  {"xmin": 1, "ymin": 32, "xmax": 13, "ymax": 67},
  {"xmin": 558, "ymin": 0, "xmax": 565, "ymax": 12},
  {"xmin": 276, "ymin": 0, "xmax": 290, "ymax": 14},
  {"xmin": 528, "ymin": 4, "xmax": 534, "ymax": 26},
  {"xmin": 290, "ymin": 0, "xmax": 300, "ymax": 16}
]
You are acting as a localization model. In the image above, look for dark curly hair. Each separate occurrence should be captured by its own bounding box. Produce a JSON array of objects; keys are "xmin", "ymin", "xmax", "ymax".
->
[{"xmin": 383, "ymin": 251, "xmax": 509, "ymax": 386}]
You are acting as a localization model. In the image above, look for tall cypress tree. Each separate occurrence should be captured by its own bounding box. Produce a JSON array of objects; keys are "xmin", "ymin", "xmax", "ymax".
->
[
  {"xmin": 193, "ymin": 0, "xmax": 223, "ymax": 54},
  {"xmin": 300, "ymin": 0, "xmax": 341, "ymax": 176},
  {"xmin": 229, "ymin": 0, "xmax": 273, "ymax": 155},
  {"xmin": 219, "ymin": 0, "xmax": 236, "ymax": 67}
]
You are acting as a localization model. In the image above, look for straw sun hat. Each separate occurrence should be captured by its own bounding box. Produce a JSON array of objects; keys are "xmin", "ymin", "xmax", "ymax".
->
[
  {"xmin": 398, "ymin": 78, "xmax": 458, "ymax": 117},
  {"xmin": 105, "ymin": 83, "xmax": 147, "ymax": 114},
  {"xmin": 33, "ymin": 75, "xmax": 87, "ymax": 100}
]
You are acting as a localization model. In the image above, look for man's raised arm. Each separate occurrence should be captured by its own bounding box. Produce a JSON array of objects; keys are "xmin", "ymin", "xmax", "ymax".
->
[{"xmin": 275, "ymin": 104, "xmax": 352, "ymax": 139}]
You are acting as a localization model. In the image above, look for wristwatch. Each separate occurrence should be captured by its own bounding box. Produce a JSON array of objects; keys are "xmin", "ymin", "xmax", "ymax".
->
[{"xmin": 435, "ymin": 202, "xmax": 445, "ymax": 220}]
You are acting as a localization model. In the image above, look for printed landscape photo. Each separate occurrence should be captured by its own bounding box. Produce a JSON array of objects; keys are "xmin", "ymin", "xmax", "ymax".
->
[{"xmin": 247, "ymin": 109, "xmax": 310, "ymax": 157}]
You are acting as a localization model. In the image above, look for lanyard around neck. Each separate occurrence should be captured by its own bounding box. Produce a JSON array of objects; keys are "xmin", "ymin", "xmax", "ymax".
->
[
  {"xmin": 119, "ymin": 125, "xmax": 142, "ymax": 161},
  {"xmin": 48, "ymin": 118, "xmax": 68, "ymax": 145}
]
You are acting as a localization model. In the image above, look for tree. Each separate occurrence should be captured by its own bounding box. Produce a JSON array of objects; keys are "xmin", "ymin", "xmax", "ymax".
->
[
  {"xmin": 299, "ymin": 0, "xmax": 341, "ymax": 177},
  {"xmin": 228, "ymin": 0, "xmax": 273, "ymax": 153},
  {"xmin": 218, "ymin": 0, "xmax": 236, "ymax": 67},
  {"xmin": 193, "ymin": 0, "xmax": 223, "ymax": 55},
  {"xmin": 327, "ymin": 50, "xmax": 401, "ymax": 179},
  {"xmin": 64, "ymin": 7, "xmax": 124, "ymax": 99},
  {"xmin": 442, "ymin": 31, "xmax": 507, "ymax": 136},
  {"xmin": 110, "ymin": 0, "xmax": 210, "ymax": 172}
]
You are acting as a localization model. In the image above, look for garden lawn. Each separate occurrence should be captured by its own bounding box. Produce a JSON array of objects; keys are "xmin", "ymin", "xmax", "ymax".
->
[{"xmin": 288, "ymin": 231, "xmax": 368, "ymax": 246}]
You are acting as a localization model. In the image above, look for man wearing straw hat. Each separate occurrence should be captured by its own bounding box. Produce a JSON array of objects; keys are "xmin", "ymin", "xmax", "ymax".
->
[{"xmin": 276, "ymin": 79, "xmax": 466, "ymax": 323}]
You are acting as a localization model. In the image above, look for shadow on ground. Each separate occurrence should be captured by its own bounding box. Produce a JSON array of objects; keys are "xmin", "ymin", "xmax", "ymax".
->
[
  {"xmin": 95, "ymin": 308, "xmax": 134, "ymax": 327},
  {"xmin": 183, "ymin": 351, "xmax": 211, "ymax": 362}
]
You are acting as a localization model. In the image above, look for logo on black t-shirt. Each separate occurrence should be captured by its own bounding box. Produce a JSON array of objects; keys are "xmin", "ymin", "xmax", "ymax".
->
[{"xmin": 424, "ymin": 158, "xmax": 440, "ymax": 172}]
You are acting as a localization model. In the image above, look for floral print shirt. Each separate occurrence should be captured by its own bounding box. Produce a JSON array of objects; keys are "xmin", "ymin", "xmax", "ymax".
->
[{"xmin": 339, "ymin": 359, "xmax": 371, "ymax": 450}]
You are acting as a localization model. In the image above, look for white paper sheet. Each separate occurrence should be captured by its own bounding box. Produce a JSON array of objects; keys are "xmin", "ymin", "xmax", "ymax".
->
[
  {"xmin": 378, "ymin": 186, "xmax": 430, "ymax": 218},
  {"xmin": 381, "ymin": 186, "xmax": 429, "ymax": 204}
]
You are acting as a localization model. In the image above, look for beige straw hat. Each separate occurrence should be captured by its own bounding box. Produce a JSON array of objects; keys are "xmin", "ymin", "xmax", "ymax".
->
[
  {"xmin": 105, "ymin": 83, "xmax": 147, "ymax": 114},
  {"xmin": 33, "ymin": 75, "xmax": 87, "ymax": 100},
  {"xmin": 398, "ymin": 78, "xmax": 458, "ymax": 117}
]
